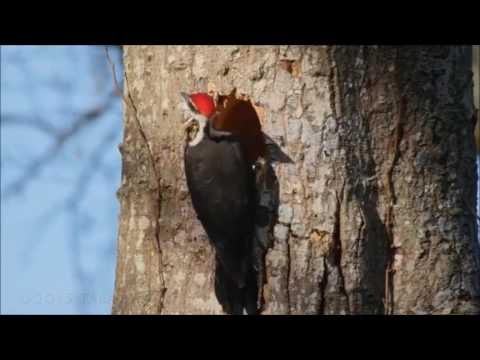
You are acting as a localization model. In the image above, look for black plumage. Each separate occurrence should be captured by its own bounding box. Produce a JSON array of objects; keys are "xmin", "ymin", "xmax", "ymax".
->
[{"xmin": 184, "ymin": 124, "xmax": 258, "ymax": 315}]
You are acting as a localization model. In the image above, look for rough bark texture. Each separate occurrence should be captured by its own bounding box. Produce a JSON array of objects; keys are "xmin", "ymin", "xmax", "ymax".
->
[
  {"xmin": 474, "ymin": 46, "xmax": 479, "ymax": 150},
  {"xmin": 112, "ymin": 46, "xmax": 480, "ymax": 315}
]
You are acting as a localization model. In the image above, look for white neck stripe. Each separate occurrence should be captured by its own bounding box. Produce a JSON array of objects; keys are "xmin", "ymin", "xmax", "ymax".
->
[{"xmin": 188, "ymin": 115, "xmax": 207, "ymax": 147}]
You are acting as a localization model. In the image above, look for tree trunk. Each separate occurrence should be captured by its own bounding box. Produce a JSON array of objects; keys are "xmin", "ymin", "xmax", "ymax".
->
[
  {"xmin": 112, "ymin": 46, "xmax": 480, "ymax": 315},
  {"xmin": 474, "ymin": 45, "xmax": 479, "ymax": 151}
]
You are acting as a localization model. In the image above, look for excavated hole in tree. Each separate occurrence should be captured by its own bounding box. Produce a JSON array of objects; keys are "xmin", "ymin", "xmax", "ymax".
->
[
  {"xmin": 212, "ymin": 89, "xmax": 267, "ymax": 165},
  {"xmin": 212, "ymin": 89, "xmax": 294, "ymax": 165}
]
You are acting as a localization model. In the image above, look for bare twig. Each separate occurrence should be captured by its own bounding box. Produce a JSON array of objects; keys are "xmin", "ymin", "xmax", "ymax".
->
[
  {"xmin": 105, "ymin": 46, "xmax": 123, "ymax": 98},
  {"xmin": 23, "ymin": 121, "xmax": 120, "ymax": 264},
  {"xmin": 1, "ymin": 114, "xmax": 60, "ymax": 136},
  {"xmin": 3, "ymin": 46, "xmax": 124, "ymax": 314},
  {"xmin": 2, "ymin": 91, "xmax": 117, "ymax": 198}
]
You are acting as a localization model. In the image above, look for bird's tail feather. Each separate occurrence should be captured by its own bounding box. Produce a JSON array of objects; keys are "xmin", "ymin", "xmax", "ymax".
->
[{"xmin": 214, "ymin": 256, "xmax": 258, "ymax": 315}]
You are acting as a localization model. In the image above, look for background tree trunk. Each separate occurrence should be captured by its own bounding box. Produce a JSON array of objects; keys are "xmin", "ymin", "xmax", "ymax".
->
[
  {"xmin": 112, "ymin": 46, "xmax": 480, "ymax": 315},
  {"xmin": 474, "ymin": 45, "xmax": 479, "ymax": 151}
]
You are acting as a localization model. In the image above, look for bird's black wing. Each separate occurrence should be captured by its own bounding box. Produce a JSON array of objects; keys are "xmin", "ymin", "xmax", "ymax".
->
[{"xmin": 184, "ymin": 136, "xmax": 256, "ymax": 286}]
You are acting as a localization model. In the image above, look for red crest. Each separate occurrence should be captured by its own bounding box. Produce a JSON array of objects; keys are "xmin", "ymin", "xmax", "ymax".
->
[{"xmin": 190, "ymin": 93, "xmax": 216, "ymax": 118}]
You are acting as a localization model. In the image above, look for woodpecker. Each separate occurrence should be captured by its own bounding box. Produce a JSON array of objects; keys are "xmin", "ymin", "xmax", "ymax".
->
[{"xmin": 180, "ymin": 91, "xmax": 265, "ymax": 315}]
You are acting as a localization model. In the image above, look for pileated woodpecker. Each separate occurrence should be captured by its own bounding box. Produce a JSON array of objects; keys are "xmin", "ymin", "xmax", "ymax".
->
[{"xmin": 180, "ymin": 91, "xmax": 265, "ymax": 315}]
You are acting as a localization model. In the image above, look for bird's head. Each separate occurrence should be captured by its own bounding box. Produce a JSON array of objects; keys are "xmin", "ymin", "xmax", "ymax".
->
[{"xmin": 180, "ymin": 92, "xmax": 216, "ymax": 143}]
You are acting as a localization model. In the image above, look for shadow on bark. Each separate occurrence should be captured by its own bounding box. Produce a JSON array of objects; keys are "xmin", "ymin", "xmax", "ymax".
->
[{"xmin": 254, "ymin": 135, "xmax": 293, "ymax": 313}]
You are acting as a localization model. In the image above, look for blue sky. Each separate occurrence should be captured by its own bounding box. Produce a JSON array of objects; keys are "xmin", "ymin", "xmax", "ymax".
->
[{"xmin": 1, "ymin": 45, "xmax": 123, "ymax": 314}]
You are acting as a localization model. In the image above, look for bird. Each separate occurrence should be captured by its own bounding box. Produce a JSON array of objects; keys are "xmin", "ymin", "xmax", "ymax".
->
[{"xmin": 180, "ymin": 90, "xmax": 266, "ymax": 314}]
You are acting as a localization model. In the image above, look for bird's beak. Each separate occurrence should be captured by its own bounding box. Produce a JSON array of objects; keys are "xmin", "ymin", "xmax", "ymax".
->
[
  {"xmin": 180, "ymin": 92, "xmax": 197, "ymax": 115},
  {"xmin": 180, "ymin": 92, "xmax": 190, "ymax": 104},
  {"xmin": 180, "ymin": 93, "xmax": 197, "ymax": 140}
]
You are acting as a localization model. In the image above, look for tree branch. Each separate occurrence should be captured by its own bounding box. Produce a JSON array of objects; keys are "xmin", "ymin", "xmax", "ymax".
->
[{"xmin": 2, "ymin": 91, "xmax": 117, "ymax": 198}]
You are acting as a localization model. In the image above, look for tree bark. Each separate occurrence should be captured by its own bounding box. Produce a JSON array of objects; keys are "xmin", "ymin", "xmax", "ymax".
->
[
  {"xmin": 112, "ymin": 46, "xmax": 480, "ymax": 315},
  {"xmin": 474, "ymin": 45, "xmax": 479, "ymax": 151}
]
